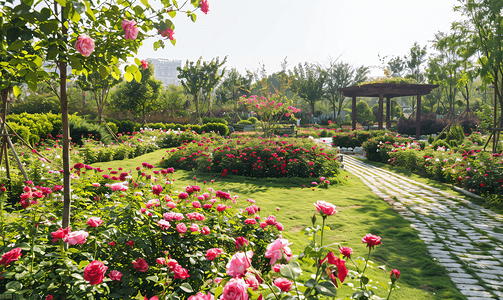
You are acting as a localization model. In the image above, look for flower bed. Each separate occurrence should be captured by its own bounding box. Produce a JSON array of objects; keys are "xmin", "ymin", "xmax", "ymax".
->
[
  {"xmin": 160, "ymin": 136, "xmax": 339, "ymax": 179},
  {"xmin": 0, "ymin": 164, "xmax": 401, "ymax": 299}
]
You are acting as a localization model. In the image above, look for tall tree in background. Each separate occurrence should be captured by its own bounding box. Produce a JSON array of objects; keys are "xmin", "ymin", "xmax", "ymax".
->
[
  {"xmin": 160, "ymin": 84, "xmax": 187, "ymax": 119},
  {"xmin": 200, "ymin": 56, "xmax": 226, "ymax": 117},
  {"xmin": 77, "ymin": 71, "xmax": 122, "ymax": 124},
  {"xmin": 289, "ymin": 62, "xmax": 326, "ymax": 116},
  {"xmin": 405, "ymin": 42, "xmax": 428, "ymax": 83},
  {"xmin": 178, "ymin": 56, "xmax": 226, "ymax": 123},
  {"xmin": 216, "ymin": 68, "xmax": 252, "ymax": 116},
  {"xmin": 111, "ymin": 64, "xmax": 162, "ymax": 124},
  {"xmin": 454, "ymin": 0, "xmax": 503, "ymax": 151},
  {"xmin": 323, "ymin": 59, "xmax": 369, "ymax": 124}
]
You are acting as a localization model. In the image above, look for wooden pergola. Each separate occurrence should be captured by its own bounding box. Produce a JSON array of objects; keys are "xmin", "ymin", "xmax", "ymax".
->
[{"xmin": 338, "ymin": 83, "xmax": 439, "ymax": 139}]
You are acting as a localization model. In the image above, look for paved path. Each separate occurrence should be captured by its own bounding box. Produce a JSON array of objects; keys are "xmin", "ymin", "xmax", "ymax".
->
[{"xmin": 342, "ymin": 155, "xmax": 503, "ymax": 300}]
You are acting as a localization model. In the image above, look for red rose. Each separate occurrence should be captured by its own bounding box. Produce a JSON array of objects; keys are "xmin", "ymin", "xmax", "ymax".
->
[
  {"xmin": 339, "ymin": 247, "xmax": 353, "ymax": 259},
  {"xmin": 206, "ymin": 248, "xmax": 224, "ymax": 260},
  {"xmin": 132, "ymin": 258, "xmax": 149, "ymax": 272},
  {"xmin": 390, "ymin": 269, "xmax": 400, "ymax": 283},
  {"xmin": 235, "ymin": 237, "xmax": 248, "ymax": 250},
  {"xmin": 87, "ymin": 217, "xmax": 104, "ymax": 227},
  {"xmin": 84, "ymin": 260, "xmax": 108, "ymax": 285},
  {"xmin": 362, "ymin": 233, "xmax": 382, "ymax": 249},
  {"xmin": 51, "ymin": 227, "xmax": 70, "ymax": 242},
  {"xmin": 173, "ymin": 264, "xmax": 190, "ymax": 279},
  {"xmin": 273, "ymin": 277, "xmax": 293, "ymax": 292},
  {"xmin": 0, "ymin": 247, "xmax": 22, "ymax": 266}
]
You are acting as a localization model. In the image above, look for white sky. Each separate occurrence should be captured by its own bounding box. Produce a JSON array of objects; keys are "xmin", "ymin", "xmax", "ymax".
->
[{"xmin": 139, "ymin": 0, "xmax": 462, "ymax": 77}]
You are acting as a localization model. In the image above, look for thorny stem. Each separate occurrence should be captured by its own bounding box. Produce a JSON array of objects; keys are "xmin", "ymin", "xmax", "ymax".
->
[{"xmin": 386, "ymin": 282, "xmax": 395, "ymax": 300}]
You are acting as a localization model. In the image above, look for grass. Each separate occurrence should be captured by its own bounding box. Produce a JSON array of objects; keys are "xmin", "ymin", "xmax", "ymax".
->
[{"xmin": 90, "ymin": 148, "xmax": 466, "ymax": 300}]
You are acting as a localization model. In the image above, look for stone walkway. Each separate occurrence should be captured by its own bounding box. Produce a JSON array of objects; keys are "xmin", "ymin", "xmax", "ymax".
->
[{"xmin": 342, "ymin": 155, "xmax": 503, "ymax": 300}]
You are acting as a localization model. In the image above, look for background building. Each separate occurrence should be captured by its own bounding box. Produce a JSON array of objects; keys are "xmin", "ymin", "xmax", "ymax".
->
[{"xmin": 147, "ymin": 58, "xmax": 181, "ymax": 86}]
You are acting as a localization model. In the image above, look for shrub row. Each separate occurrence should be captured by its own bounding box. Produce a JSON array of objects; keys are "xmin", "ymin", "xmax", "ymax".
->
[
  {"xmin": 332, "ymin": 130, "xmax": 393, "ymax": 148},
  {"xmin": 160, "ymin": 136, "xmax": 340, "ymax": 179}
]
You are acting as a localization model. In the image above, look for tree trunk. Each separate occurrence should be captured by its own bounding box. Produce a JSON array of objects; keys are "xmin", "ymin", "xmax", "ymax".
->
[{"xmin": 310, "ymin": 101, "xmax": 315, "ymax": 116}]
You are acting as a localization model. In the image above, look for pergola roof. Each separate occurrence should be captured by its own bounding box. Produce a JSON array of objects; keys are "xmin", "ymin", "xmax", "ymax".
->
[{"xmin": 338, "ymin": 82, "xmax": 439, "ymax": 98}]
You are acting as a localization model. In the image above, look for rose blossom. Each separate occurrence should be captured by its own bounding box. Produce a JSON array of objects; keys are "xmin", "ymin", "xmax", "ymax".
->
[
  {"xmin": 244, "ymin": 218, "xmax": 256, "ymax": 225},
  {"xmin": 244, "ymin": 274, "xmax": 260, "ymax": 290},
  {"xmin": 216, "ymin": 204, "xmax": 227, "ymax": 212},
  {"xmin": 109, "ymin": 270, "xmax": 123, "ymax": 281},
  {"xmin": 272, "ymin": 264, "xmax": 282, "ymax": 273},
  {"xmin": 51, "ymin": 227, "xmax": 70, "ymax": 242},
  {"xmin": 339, "ymin": 247, "xmax": 353, "ymax": 259},
  {"xmin": 190, "ymin": 224, "xmax": 200, "ymax": 232},
  {"xmin": 176, "ymin": 223, "xmax": 187, "ymax": 233},
  {"xmin": 206, "ymin": 248, "xmax": 224, "ymax": 260},
  {"xmin": 87, "ymin": 217, "xmax": 103, "ymax": 227},
  {"xmin": 390, "ymin": 269, "xmax": 400, "ymax": 282},
  {"xmin": 314, "ymin": 200, "xmax": 337, "ymax": 216},
  {"xmin": 156, "ymin": 257, "xmax": 167, "ymax": 265},
  {"xmin": 132, "ymin": 258, "xmax": 149, "ymax": 272},
  {"xmin": 273, "ymin": 277, "xmax": 292, "ymax": 292},
  {"xmin": 173, "ymin": 264, "xmax": 190, "ymax": 279},
  {"xmin": 122, "ymin": 20, "xmax": 139, "ymax": 40},
  {"xmin": 333, "ymin": 257, "xmax": 348, "ymax": 286},
  {"xmin": 75, "ymin": 34, "xmax": 95, "ymax": 57},
  {"xmin": 192, "ymin": 201, "xmax": 201, "ymax": 208},
  {"xmin": 265, "ymin": 238, "xmax": 292, "ymax": 265},
  {"xmin": 226, "ymin": 250, "xmax": 253, "ymax": 278},
  {"xmin": 65, "ymin": 230, "xmax": 89, "ymax": 245},
  {"xmin": 83, "ymin": 260, "xmax": 108, "ymax": 285},
  {"xmin": 362, "ymin": 233, "xmax": 382, "ymax": 249},
  {"xmin": 152, "ymin": 184, "xmax": 163, "ymax": 196},
  {"xmin": 265, "ymin": 215, "xmax": 276, "ymax": 225},
  {"xmin": 0, "ymin": 247, "xmax": 22, "ymax": 266},
  {"xmin": 141, "ymin": 60, "xmax": 148, "ymax": 69},
  {"xmin": 199, "ymin": 0, "xmax": 209, "ymax": 14},
  {"xmin": 188, "ymin": 292, "xmax": 214, "ymax": 300},
  {"xmin": 201, "ymin": 226, "xmax": 210, "ymax": 235},
  {"xmin": 158, "ymin": 220, "xmax": 171, "ymax": 230},
  {"xmin": 221, "ymin": 278, "xmax": 249, "ymax": 300},
  {"xmin": 235, "ymin": 237, "xmax": 248, "ymax": 250}
]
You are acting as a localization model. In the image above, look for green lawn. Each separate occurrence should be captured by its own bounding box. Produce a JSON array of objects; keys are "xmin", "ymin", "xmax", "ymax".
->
[{"xmin": 91, "ymin": 149, "xmax": 466, "ymax": 300}]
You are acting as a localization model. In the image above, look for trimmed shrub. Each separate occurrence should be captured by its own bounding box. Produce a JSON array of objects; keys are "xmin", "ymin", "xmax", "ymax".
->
[
  {"xmin": 237, "ymin": 119, "xmax": 253, "ymax": 125},
  {"xmin": 202, "ymin": 117, "xmax": 227, "ymax": 125},
  {"xmin": 247, "ymin": 117, "xmax": 258, "ymax": 124},
  {"xmin": 69, "ymin": 117, "xmax": 113, "ymax": 145}
]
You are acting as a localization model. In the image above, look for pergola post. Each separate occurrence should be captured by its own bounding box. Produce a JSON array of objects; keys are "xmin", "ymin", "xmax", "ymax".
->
[
  {"xmin": 416, "ymin": 94, "xmax": 422, "ymax": 140},
  {"xmin": 352, "ymin": 96, "xmax": 356, "ymax": 130},
  {"xmin": 378, "ymin": 92, "xmax": 384, "ymax": 130},
  {"xmin": 386, "ymin": 96, "xmax": 391, "ymax": 130}
]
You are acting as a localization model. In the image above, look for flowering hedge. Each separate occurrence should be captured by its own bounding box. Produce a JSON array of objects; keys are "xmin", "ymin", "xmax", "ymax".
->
[{"xmin": 160, "ymin": 136, "xmax": 339, "ymax": 179}]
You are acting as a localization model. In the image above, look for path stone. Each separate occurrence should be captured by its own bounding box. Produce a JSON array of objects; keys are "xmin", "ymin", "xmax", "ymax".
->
[{"xmin": 342, "ymin": 155, "xmax": 503, "ymax": 299}]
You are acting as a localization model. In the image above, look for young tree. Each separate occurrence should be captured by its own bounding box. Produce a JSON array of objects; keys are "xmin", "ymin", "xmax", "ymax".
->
[
  {"xmin": 1, "ymin": 0, "xmax": 209, "ymax": 232},
  {"xmin": 323, "ymin": 59, "xmax": 369, "ymax": 124},
  {"xmin": 111, "ymin": 63, "xmax": 162, "ymax": 125},
  {"xmin": 177, "ymin": 56, "xmax": 226, "ymax": 123},
  {"xmin": 160, "ymin": 84, "xmax": 187, "ymax": 118},
  {"xmin": 289, "ymin": 62, "xmax": 326, "ymax": 116},
  {"xmin": 216, "ymin": 68, "xmax": 252, "ymax": 116}
]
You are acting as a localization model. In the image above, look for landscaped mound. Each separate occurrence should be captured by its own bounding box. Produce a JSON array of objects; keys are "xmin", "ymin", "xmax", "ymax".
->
[{"xmin": 159, "ymin": 136, "xmax": 340, "ymax": 179}]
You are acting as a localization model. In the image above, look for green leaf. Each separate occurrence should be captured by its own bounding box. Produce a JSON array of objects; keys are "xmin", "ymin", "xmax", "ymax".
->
[
  {"xmin": 361, "ymin": 275, "xmax": 369, "ymax": 285},
  {"xmin": 99, "ymin": 65, "xmax": 110, "ymax": 78},
  {"xmin": 8, "ymin": 40, "xmax": 25, "ymax": 51},
  {"xmin": 304, "ymin": 278, "xmax": 316, "ymax": 288},
  {"xmin": 146, "ymin": 275, "xmax": 158, "ymax": 282},
  {"xmin": 134, "ymin": 71, "xmax": 142, "ymax": 82},
  {"xmin": 190, "ymin": 13, "xmax": 197, "ymax": 22},
  {"xmin": 180, "ymin": 283, "xmax": 193, "ymax": 293},
  {"xmin": 13, "ymin": 86, "xmax": 21, "ymax": 97},
  {"xmin": 280, "ymin": 295, "xmax": 296, "ymax": 300},
  {"xmin": 170, "ymin": 38, "xmax": 176, "ymax": 46},
  {"xmin": 135, "ymin": 58, "xmax": 141, "ymax": 66},
  {"xmin": 214, "ymin": 286, "xmax": 223, "ymax": 299},
  {"xmin": 168, "ymin": 10, "xmax": 176, "ymax": 18},
  {"xmin": 140, "ymin": 0, "xmax": 150, "ymax": 8},
  {"xmin": 280, "ymin": 261, "xmax": 302, "ymax": 280},
  {"xmin": 72, "ymin": 273, "xmax": 84, "ymax": 280},
  {"xmin": 27, "ymin": 81, "xmax": 38, "ymax": 92},
  {"xmin": 6, "ymin": 281, "xmax": 23, "ymax": 291},
  {"xmin": 314, "ymin": 281, "xmax": 337, "ymax": 297},
  {"xmin": 124, "ymin": 72, "xmax": 134, "ymax": 82},
  {"xmin": 55, "ymin": 0, "xmax": 66, "ymax": 6}
]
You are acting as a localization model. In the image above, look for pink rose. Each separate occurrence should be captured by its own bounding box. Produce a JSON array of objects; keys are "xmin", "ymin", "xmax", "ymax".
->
[
  {"xmin": 244, "ymin": 218, "xmax": 256, "ymax": 225},
  {"xmin": 122, "ymin": 20, "xmax": 139, "ymax": 40},
  {"xmin": 188, "ymin": 292, "xmax": 214, "ymax": 300},
  {"xmin": 265, "ymin": 237, "xmax": 292, "ymax": 265},
  {"xmin": 275, "ymin": 222, "xmax": 284, "ymax": 231},
  {"xmin": 206, "ymin": 248, "xmax": 223, "ymax": 260},
  {"xmin": 244, "ymin": 274, "xmax": 260, "ymax": 290},
  {"xmin": 190, "ymin": 224, "xmax": 200, "ymax": 232},
  {"xmin": 75, "ymin": 34, "xmax": 95, "ymax": 57},
  {"xmin": 192, "ymin": 201, "xmax": 201, "ymax": 208},
  {"xmin": 159, "ymin": 28, "xmax": 175, "ymax": 41},
  {"xmin": 216, "ymin": 204, "xmax": 227, "ymax": 212},
  {"xmin": 362, "ymin": 233, "xmax": 382, "ymax": 249},
  {"xmin": 65, "ymin": 230, "xmax": 89, "ymax": 245},
  {"xmin": 152, "ymin": 184, "xmax": 163, "ymax": 196},
  {"xmin": 167, "ymin": 201, "xmax": 176, "ymax": 208},
  {"xmin": 221, "ymin": 278, "xmax": 248, "ymax": 300},
  {"xmin": 109, "ymin": 270, "xmax": 123, "ymax": 281},
  {"xmin": 314, "ymin": 200, "xmax": 337, "ymax": 216},
  {"xmin": 158, "ymin": 220, "xmax": 171, "ymax": 230},
  {"xmin": 201, "ymin": 226, "xmax": 210, "ymax": 235},
  {"xmin": 272, "ymin": 264, "xmax": 282, "ymax": 273},
  {"xmin": 259, "ymin": 222, "xmax": 267, "ymax": 229},
  {"xmin": 176, "ymin": 223, "xmax": 187, "ymax": 233},
  {"xmin": 132, "ymin": 258, "xmax": 149, "ymax": 272},
  {"xmin": 339, "ymin": 247, "xmax": 353, "ymax": 259},
  {"xmin": 87, "ymin": 217, "xmax": 103, "ymax": 227},
  {"xmin": 199, "ymin": 0, "xmax": 209, "ymax": 14},
  {"xmin": 51, "ymin": 227, "xmax": 70, "ymax": 242},
  {"xmin": 226, "ymin": 250, "xmax": 253, "ymax": 278},
  {"xmin": 84, "ymin": 260, "xmax": 107, "ymax": 285},
  {"xmin": 265, "ymin": 215, "xmax": 276, "ymax": 225},
  {"xmin": 178, "ymin": 192, "xmax": 189, "ymax": 200},
  {"xmin": 156, "ymin": 257, "xmax": 166, "ymax": 265},
  {"xmin": 273, "ymin": 277, "xmax": 292, "ymax": 292},
  {"xmin": 141, "ymin": 60, "xmax": 148, "ymax": 69}
]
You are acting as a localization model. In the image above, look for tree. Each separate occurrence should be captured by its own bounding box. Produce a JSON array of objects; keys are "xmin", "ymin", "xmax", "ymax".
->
[
  {"xmin": 289, "ymin": 62, "xmax": 326, "ymax": 116},
  {"xmin": 355, "ymin": 100, "xmax": 374, "ymax": 124},
  {"xmin": 77, "ymin": 71, "xmax": 121, "ymax": 124},
  {"xmin": 454, "ymin": 0, "xmax": 503, "ymax": 151},
  {"xmin": 1, "ymin": 0, "xmax": 208, "ymax": 234},
  {"xmin": 323, "ymin": 59, "xmax": 369, "ymax": 124},
  {"xmin": 405, "ymin": 42, "xmax": 428, "ymax": 83},
  {"xmin": 111, "ymin": 64, "xmax": 162, "ymax": 124},
  {"xmin": 216, "ymin": 68, "xmax": 252, "ymax": 116},
  {"xmin": 178, "ymin": 56, "xmax": 227, "ymax": 123},
  {"xmin": 160, "ymin": 84, "xmax": 187, "ymax": 118}
]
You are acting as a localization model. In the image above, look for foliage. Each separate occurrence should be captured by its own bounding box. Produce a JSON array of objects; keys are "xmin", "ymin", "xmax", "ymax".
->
[
  {"xmin": 354, "ymin": 100, "xmax": 373, "ymax": 124},
  {"xmin": 289, "ymin": 63, "xmax": 326, "ymax": 115},
  {"xmin": 6, "ymin": 113, "xmax": 54, "ymax": 145},
  {"xmin": 160, "ymin": 136, "xmax": 340, "ymax": 179},
  {"xmin": 202, "ymin": 117, "xmax": 228, "ymax": 125},
  {"xmin": 69, "ymin": 116, "xmax": 112, "ymax": 145},
  {"xmin": 397, "ymin": 113, "xmax": 448, "ymax": 136}
]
